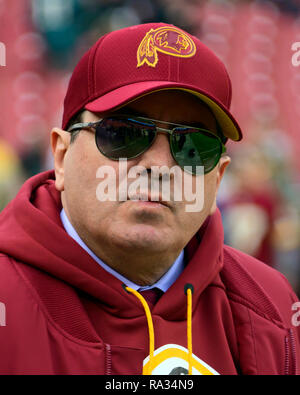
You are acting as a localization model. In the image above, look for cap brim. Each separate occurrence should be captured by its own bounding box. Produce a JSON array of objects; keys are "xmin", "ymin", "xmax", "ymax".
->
[{"xmin": 85, "ymin": 81, "xmax": 242, "ymax": 141}]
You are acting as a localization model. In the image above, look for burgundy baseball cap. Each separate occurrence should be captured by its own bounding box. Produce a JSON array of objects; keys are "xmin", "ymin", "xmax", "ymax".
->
[{"xmin": 62, "ymin": 23, "xmax": 242, "ymax": 141}]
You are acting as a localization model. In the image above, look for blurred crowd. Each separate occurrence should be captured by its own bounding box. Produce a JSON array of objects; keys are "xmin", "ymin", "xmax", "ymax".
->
[{"xmin": 1, "ymin": 0, "xmax": 300, "ymax": 295}]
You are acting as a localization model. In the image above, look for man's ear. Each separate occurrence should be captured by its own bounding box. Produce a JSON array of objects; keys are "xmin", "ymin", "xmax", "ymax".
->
[
  {"xmin": 216, "ymin": 154, "xmax": 231, "ymax": 192},
  {"xmin": 50, "ymin": 128, "xmax": 71, "ymax": 192},
  {"xmin": 210, "ymin": 154, "xmax": 231, "ymax": 214}
]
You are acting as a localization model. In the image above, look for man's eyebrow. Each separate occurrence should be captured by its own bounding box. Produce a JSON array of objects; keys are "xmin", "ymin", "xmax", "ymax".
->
[{"xmin": 113, "ymin": 107, "xmax": 211, "ymax": 129}]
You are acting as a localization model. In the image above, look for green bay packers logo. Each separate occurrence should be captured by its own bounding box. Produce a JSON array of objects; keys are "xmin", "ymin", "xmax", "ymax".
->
[
  {"xmin": 137, "ymin": 26, "xmax": 196, "ymax": 68},
  {"xmin": 143, "ymin": 344, "xmax": 219, "ymax": 375}
]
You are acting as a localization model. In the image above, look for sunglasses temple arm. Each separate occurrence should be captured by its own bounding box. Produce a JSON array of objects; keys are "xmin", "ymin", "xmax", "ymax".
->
[{"xmin": 67, "ymin": 122, "xmax": 96, "ymax": 133}]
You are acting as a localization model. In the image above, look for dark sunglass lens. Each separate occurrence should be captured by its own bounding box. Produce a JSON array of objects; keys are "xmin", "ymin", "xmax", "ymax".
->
[
  {"xmin": 171, "ymin": 129, "xmax": 222, "ymax": 174},
  {"xmin": 95, "ymin": 118, "xmax": 156, "ymax": 159}
]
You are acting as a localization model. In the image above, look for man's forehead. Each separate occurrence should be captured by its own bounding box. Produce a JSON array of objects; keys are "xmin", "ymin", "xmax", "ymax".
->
[
  {"xmin": 119, "ymin": 89, "xmax": 215, "ymax": 112},
  {"xmin": 84, "ymin": 90, "xmax": 218, "ymax": 128}
]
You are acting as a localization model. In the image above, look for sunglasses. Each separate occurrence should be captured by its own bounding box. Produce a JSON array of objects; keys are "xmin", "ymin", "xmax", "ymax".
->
[{"xmin": 67, "ymin": 115, "xmax": 226, "ymax": 175}]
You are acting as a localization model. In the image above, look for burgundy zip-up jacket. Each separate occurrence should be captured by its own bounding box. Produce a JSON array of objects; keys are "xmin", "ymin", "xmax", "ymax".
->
[{"xmin": 0, "ymin": 171, "xmax": 299, "ymax": 375}]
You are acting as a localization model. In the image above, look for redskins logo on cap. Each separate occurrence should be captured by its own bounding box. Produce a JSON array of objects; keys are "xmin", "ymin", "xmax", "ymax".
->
[{"xmin": 137, "ymin": 26, "xmax": 196, "ymax": 68}]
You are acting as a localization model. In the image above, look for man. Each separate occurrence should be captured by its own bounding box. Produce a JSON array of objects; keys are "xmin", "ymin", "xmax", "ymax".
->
[{"xmin": 0, "ymin": 23, "xmax": 299, "ymax": 375}]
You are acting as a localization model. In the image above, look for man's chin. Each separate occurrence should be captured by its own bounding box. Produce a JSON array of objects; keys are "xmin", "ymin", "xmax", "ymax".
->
[{"xmin": 110, "ymin": 223, "xmax": 173, "ymax": 252}]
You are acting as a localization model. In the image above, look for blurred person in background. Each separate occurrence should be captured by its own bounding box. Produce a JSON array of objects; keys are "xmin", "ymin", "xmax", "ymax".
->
[
  {"xmin": 31, "ymin": 0, "xmax": 169, "ymax": 69},
  {"xmin": 0, "ymin": 139, "xmax": 25, "ymax": 212},
  {"xmin": 258, "ymin": 0, "xmax": 300, "ymax": 15},
  {"xmin": 218, "ymin": 116, "xmax": 300, "ymax": 295},
  {"xmin": 220, "ymin": 145, "xmax": 280, "ymax": 267}
]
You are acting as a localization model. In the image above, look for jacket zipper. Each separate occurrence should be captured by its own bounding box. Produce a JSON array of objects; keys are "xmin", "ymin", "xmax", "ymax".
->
[
  {"xmin": 285, "ymin": 330, "xmax": 297, "ymax": 375},
  {"xmin": 284, "ymin": 336, "xmax": 290, "ymax": 375},
  {"xmin": 289, "ymin": 329, "xmax": 297, "ymax": 375},
  {"xmin": 105, "ymin": 343, "xmax": 112, "ymax": 375}
]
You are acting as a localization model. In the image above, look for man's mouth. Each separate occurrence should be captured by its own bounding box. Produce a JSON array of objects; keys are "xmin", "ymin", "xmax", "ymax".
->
[{"xmin": 127, "ymin": 192, "xmax": 172, "ymax": 209}]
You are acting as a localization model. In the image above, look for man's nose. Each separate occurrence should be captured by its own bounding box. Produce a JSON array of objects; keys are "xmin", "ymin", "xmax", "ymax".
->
[{"xmin": 135, "ymin": 132, "xmax": 176, "ymax": 170}]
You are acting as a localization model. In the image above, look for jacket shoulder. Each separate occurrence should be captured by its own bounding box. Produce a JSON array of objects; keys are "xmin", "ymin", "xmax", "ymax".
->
[
  {"xmin": 0, "ymin": 254, "xmax": 29, "ymax": 298},
  {"xmin": 0, "ymin": 254, "xmax": 44, "ymax": 323},
  {"xmin": 221, "ymin": 245, "xmax": 298, "ymax": 326},
  {"xmin": 221, "ymin": 246, "xmax": 300, "ymax": 375},
  {"xmin": 0, "ymin": 253, "xmax": 100, "ymax": 342}
]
